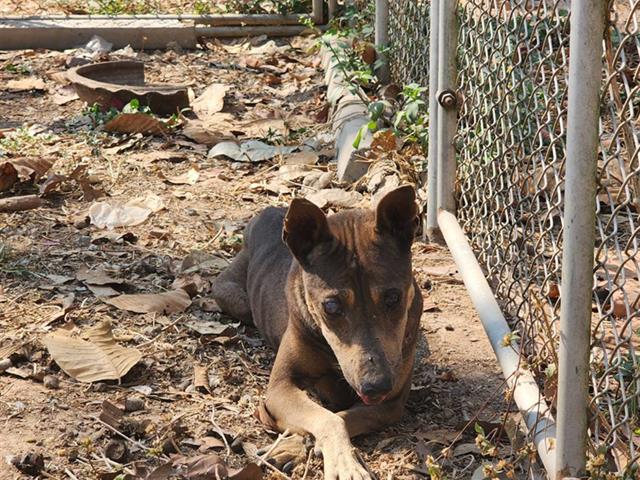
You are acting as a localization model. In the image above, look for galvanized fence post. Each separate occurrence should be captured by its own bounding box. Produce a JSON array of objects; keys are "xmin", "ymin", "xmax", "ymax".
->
[
  {"xmin": 374, "ymin": 0, "xmax": 390, "ymax": 84},
  {"xmin": 328, "ymin": 0, "xmax": 338, "ymax": 20},
  {"xmin": 435, "ymin": 0, "xmax": 457, "ymax": 215},
  {"xmin": 426, "ymin": 0, "xmax": 441, "ymax": 242},
  {"xmin": 312, "ymin": 0, "xmax": 324, "ymax": 25},
  {"xmin": 555, "ymin": 1, "xmax": 606, "ymax": 478}
]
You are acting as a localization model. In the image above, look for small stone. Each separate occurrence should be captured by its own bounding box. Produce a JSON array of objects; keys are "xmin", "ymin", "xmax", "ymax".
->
[
  {"xmin": 13, "ymin": 452, "xmax": 44, "ymax": 476},
  {"xmin": 230, "ymin": 436, "xmax": 244, "ymax": 454},
  {"xmin": 124, "ymin": 397, "xmax": 145, "ymax": 412},
  {"xmin": 104, "ymin": 440, "xmax": 128, "ymax": 463},
  {"xmin": 0, "ymin": 358, "xmax": 12, "ymax": 372},
  {"xmin": 444, "ymin": 324, "xmax": 455, "ymax": 331},
  {"xmin": 43, "ymin": 375, "xmax": 59, "ymax": 390}
]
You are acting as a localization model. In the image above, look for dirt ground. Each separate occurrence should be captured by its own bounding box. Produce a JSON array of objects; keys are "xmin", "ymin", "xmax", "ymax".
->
[{"xmin": 0, "ymin": 35, "xmax": 513, "ymax": 480}]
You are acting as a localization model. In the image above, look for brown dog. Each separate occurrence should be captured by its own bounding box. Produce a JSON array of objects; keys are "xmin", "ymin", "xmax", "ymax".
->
[{"xmin": 212, "ymin": 185, "xmax": 423, "ymax": 479}]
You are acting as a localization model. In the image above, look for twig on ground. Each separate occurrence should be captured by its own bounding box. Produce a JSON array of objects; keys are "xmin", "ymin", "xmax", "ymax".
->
[{"xmin": 210, "ymin": 404, "xmax": 232, "ymax": 457}]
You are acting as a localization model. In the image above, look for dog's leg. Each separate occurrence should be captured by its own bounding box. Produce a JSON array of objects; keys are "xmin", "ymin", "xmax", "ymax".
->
[
  {"xmin": 211, "ymin": 248, "xmax": 253, "ymax": 325},
  {"xmin": 266, "ymin": 337, "xmax": 372, "ymax": 480}
]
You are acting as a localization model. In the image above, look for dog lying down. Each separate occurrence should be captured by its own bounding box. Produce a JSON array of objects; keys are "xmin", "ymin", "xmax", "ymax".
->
[{"xmin": 212, "ymin": 185, "xmax": 423, "ymax": 479}]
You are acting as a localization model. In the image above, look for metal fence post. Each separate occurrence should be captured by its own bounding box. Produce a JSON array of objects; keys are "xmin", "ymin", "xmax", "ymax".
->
[
  {"xmin": 312, "ymin": 0, "xmax": 324, "ymax": 25},
  {"xmin": 435, "ymin": 0, "xmax": 457, "ymax": 215},
  {"xmin": 555, "ymin": 1, "xmax": 606, "ymax": 478},
  {"xmin": 426, "ymin": 0, "xmax": 441, "ymax": 242},
  {"xmin": 374, "ymin": 0, "xmax": 390, "ymax": 84},
  {"xmin": 328, "ymin": 0, "xmax": 337, "ymax": 20}
]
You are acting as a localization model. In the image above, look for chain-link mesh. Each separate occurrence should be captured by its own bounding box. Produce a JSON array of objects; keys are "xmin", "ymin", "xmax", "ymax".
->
[
  {"xmin": 388, "ymin": 0, "xmax": 430, "ymax": 86},
  {"xmin": 389, "ymin": 0, "xmax": 640, "ymax": 475}
]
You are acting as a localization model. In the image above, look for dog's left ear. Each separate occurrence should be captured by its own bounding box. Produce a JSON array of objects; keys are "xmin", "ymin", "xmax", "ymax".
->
[
  {"xmin": 375, "ymin": 185, "xmax": 419, "ymax": 248},
  {"xmin": 283, "ymin": 198, "xmax": 332, "ymax": 266}
]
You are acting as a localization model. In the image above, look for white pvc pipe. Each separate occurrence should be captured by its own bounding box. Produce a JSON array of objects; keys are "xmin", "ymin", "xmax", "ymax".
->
[
  {"xmin": 438, "ymin": 210, "xmax": 557, "ymax": 477},
  {"xmin": 426, "ymin": 0, "xmax": 441, "ymax": 242},
  {"xmin": 555, "ymin": 1, "xmax": 605, "ymax": 477}
]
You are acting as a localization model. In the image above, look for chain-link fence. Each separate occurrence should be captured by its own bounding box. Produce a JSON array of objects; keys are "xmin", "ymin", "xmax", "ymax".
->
[
  {"xmin": 388, "ymin": 0, "xmax": 639, "ymax": 477},
  {"xmin": 388, "ymin": 0, "xmax": 430, "ymax": 86}
]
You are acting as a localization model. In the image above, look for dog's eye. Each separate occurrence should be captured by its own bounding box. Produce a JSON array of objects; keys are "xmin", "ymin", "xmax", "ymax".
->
[
  {"xmin": 322, "ymin": 298, "xmax": 343, "ymax": 316},
  {"xmin": 384, "ymin": 289, "xmax": 402, "ymax": 308}
]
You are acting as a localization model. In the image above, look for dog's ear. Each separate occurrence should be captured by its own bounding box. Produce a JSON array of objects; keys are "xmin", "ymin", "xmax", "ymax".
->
[
  {"xmin": 375, "ymin": 185, "xmax": 419, "ymax": 248},
  {"xmin": 283, "ymin": 198, "xmax": 332, "ymax": 266}
]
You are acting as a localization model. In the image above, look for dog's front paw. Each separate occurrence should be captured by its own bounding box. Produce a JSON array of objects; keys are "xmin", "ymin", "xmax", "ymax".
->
[
  {"xmin": 257, "ymin": 434, "xmax": 307, "ymax": 473},
  {"xmin": 321, "ymin": 445, "xmax": 371, "ymax": 480}
]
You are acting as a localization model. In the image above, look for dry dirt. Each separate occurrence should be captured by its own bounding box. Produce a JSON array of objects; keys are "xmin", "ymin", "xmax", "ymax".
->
[{"xmin": 0, "ymin": 34, "xmax": 518, "ymax": 480}]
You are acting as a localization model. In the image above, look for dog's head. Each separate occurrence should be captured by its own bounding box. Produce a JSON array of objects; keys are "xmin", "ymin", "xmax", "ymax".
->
[{"xmin": 283, "ymin": 185, "xmax": 419, "ymax": 405}]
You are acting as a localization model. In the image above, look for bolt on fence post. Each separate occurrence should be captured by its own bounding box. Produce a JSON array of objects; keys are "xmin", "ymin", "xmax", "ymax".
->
[
  {"xmin": 435, "ymin": 0, "xmax": 457, "ymax": 215},
  {"xmin": 555, "ymin": 1, "xmax": 606, "ymax": 478},
  {"xmin": 374, "ymin": 0, "xmax": 390, "ymax": 84},
  {"xmin": 425, "ymin": 0, "xmax": 441, "ymax": 242}
]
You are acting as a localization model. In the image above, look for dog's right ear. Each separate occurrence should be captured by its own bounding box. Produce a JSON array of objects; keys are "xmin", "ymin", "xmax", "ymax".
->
[{"xmin": 283, "ymin": 198, "xmax": 332, "ymax": 266}]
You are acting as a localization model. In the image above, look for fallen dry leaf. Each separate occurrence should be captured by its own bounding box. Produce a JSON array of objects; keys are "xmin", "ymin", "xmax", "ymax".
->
[
  {"xmin": 282, "ymin": 151, "xmax": 319, "ymax": 165},
  {"xmin": 89, "ymin": 193, "xmax": 165, "ymax": 229},
  {"xmin": 236, "ymin": 118, "xmax": 286, "ymax": 139},
  {"xmin": 42, "ymin": 320, "xmax": 142, "ymax": 382},
  {"xmin": 0, "ymin": 157, "xmax": 54, "ymax": 192},
  {"xmin": 76, "ymin": 266, "xmax": 123, "ymax": 286},
  {"xmin": 182, "ymin": 120, "xmax": 235, "ymax": 146},
  {"xmin": 192, "ymin": 84, "xmax": 228, "ymax": 119},
  {"xmin": 173, "ymin": 454, "xmax": 228, "ymax": 480},
  {"xmin": 306, "ymin": 188, "xmax": 363, "ymax": 209},
  {"xmin": 163, "ymin": 168, "xmax": 200, "ymax": 186},
  {"xmin": 184, "ymin": 319, "xmax": 239, "ymax": 336},
  {"xmin": 229, "ymin": 463, "xmax": 263, "ymax": 480},
  {"xmin": 103, "ymin": 289, "xmax": 191, "ymax": 314},
  {"xmin": 51, "ymin": 85, "xmax": 79, "ymax": 105},
  {"xmin": 193, "ymin": 364, "xmax": 211, "ymax": 393},
  {"xmin": 4, "ymin": 77, "xmax": 46, "ymax": 91},
  {"xmin": 104, "ymin": 113, "xmax": 169, "ymax": 136},
  {"xmin": 208, "ymin": 140, "xmax": 297, "ymax": 163}
]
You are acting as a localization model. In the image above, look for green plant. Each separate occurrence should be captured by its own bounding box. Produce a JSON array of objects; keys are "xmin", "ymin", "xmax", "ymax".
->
[
  {"xmin": 4, "ymin": 63, "xmax": 31, "ymax": 75},
  {"xmin": 84, "ymin": 103, "xmax": 119, "ymax": 128}
]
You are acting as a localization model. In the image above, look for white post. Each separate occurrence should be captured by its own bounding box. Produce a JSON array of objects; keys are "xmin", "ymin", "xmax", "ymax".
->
[
  {"xmin": 426, "ymin": 0, "xmax": 441, "ymax": 242},
  {"xmin": 435, "ymin": 0, "xmax": 457, "ymax": 214},
  {"xmin": 555, "ymin": 1, "xmax": 605, "ymax": 478},
  {"xmin": 374, "ymin": 0, "xmax": 390, "ymax": 84}
]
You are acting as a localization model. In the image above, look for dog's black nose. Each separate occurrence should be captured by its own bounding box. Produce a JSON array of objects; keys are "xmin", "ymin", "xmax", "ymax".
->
[{"xmin": 361, "ymin": 377, "xmax": 393, "ymax": 397}]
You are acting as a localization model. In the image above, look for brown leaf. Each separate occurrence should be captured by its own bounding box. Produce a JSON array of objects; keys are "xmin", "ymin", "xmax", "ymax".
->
[
  {"xmin": 0, "ymin": 157, "xmax": 54, "ymax": 192},
  {"xmin": 236, "ymin": 118, "xmax": 286, "ymax": 139},
  {"xmin": 192, "ymin": 84, "xmax": 228, "ymax": 119},
  {"xmin": 371, "ymin": 129, "xmax": 399, "ymax": 152},
  {"xmin": 40, "ymin": 173, "xmax": 68, "ymax": 195},
  {"xmin": 181, "ymin": 119, "xmax": 236, "ymax": 146},
  {"xmin": 306, "ymin": 189, "xmax": 363, "ymax": 209},
  {"xmin": 76, "ymin": 266, "xmax": 124, "ymax": 286},
  {"xmin": 104, "ymin": 113, "xmax": 168, "ymax": 136},
  {"xmin": 193, "ymin": 364, "xmax": 210, "ymax": 393},
  {"xmin": 42, "ymin": 319, "xmax": 142, "ymax": 382},
  {"xmin": 229, "ymin": 463, "xmax": 263, "ymax": 480},
  {"xmin": 103, "ymin": 289, "xmax": 191, "ymax": 314},
  {"xmin": 173, "ymin": 454, "xmax": 228, "ymax": 480},
  {"xmin": 4, "ymin": 77, "xmax": 46, "ymax": 91},
  {"xmin": 78, "ymin": 178, "xmax": 106, "ymax": 202},
  {"xmin": 162, "ymin": 168, "xmax": 200, "ymax": 186}
]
